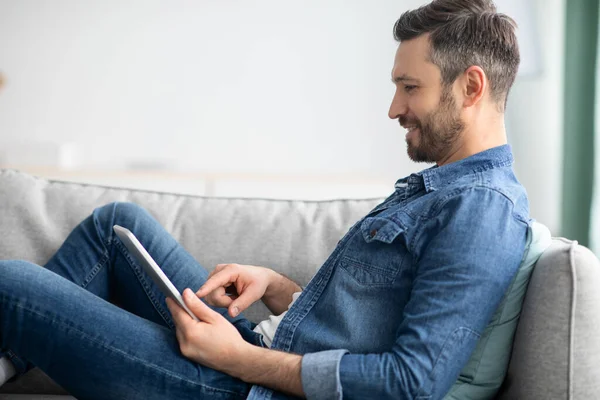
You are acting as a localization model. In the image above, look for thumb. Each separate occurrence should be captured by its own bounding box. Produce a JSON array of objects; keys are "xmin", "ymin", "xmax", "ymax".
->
[
  {"xmin": 182, "ymin": 288, "xmax": 220, "ymax": 323},
  {"xmin": 229, "ymin": 285, "xmax": 263, "ymax": 318}
]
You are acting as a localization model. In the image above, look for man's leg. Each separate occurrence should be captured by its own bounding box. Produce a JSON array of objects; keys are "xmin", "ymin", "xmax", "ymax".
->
[
  {"xmin": 44, "ymin": 201, "xmax": 248, "ymax": 330},
  {"xmin": 0, "ymin": 260, "xmax": 250, "ymax": 400},
  {"xmin": 1, "ymin": 202, "xmax": 261, "ymax": 390}
]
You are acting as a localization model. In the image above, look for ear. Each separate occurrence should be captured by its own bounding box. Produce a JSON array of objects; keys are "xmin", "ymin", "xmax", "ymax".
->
[{"xmin": 461, "ymin": 66, "xmax": 487, "ymax": 108}]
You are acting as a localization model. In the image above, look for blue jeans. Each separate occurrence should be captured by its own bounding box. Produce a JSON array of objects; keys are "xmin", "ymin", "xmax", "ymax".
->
[{"xmin": 0, "ymin": 202, "xmax": 262, "ymax": 399}]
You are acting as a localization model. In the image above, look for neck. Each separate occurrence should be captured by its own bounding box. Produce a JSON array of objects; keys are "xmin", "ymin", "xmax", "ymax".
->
[{"xmin": 437, "ymin": 114, "xmax": 507, "ymax": 166}]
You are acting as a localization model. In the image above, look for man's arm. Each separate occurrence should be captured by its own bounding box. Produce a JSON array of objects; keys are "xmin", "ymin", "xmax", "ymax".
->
[
  {"xmin": 231, "ymin": 345, "xmax": 304, "ymax": 397},
  {"xmin": 322, "ymin": 188, "xmax": 529, "ymax": 399},
  {"xmin": 261, "ymin": 270, "xmax": 302, "ymax": 315}
]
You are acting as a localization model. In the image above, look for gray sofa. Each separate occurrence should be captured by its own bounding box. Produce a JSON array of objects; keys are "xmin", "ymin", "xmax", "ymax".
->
[{"xmin": 0, "ymin": 169, "xmax": 598, "ymax": 399}]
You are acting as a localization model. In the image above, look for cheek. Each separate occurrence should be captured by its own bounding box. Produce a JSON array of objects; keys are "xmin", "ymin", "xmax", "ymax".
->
[
  {"xmin": 407, "ymin": 101, "xmax": 426, "ymax": 122},
  {"xmin": 410, "ymin": 94, "xmax": 439, "ymax": 121}
]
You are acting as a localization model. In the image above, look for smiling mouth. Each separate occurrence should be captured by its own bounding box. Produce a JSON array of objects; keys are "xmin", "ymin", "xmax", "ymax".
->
[{"xmin": 404, "ymin": 125, "xmax": 419, "ymax": 140}]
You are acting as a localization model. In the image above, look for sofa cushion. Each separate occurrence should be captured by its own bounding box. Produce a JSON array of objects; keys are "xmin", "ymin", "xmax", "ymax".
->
[
  {"xmin": 496, "ymin": 238, "xmax": 600, "ymax": 399},
  {"xmin": 444, "ymin": 221, "xmax": 552, "ymax": 399}
]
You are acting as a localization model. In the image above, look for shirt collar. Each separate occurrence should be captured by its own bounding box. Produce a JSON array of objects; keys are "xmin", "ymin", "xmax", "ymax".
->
[{"xmin": 395, "ymin": 144, "xmax": 514, "ymax": 193}]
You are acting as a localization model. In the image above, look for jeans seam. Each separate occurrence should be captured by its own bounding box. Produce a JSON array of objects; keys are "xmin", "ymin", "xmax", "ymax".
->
[
  {"xmin": 3, "ymin": 299, "xmax": 246, "ymax": 398},
  {"xmin": 80, "ymin": 252, "xmax": 109, "ymax": 289},
  {"xmin": 111, "ymin": 237, "xmax": 175, "ymax": 330}
]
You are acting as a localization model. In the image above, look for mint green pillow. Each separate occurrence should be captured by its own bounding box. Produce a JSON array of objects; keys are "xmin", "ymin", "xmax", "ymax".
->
[{"xmin": 443, "ymin": 221, "xmax": 552, "ymax": 400}]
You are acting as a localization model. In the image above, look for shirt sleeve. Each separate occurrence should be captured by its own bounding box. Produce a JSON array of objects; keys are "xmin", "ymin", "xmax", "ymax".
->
[
  {"xmin": 303, "ymin": 187, "xmax": 528, "ymax": 399},
  {"xmin": 301, "ymin": 349, "xmax": 349, "ymax": 400}
]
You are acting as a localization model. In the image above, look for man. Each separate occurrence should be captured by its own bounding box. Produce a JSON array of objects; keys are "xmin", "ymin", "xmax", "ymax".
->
[{"xmin": 0, "ymin": 0, "xmax": 528, "ymax": 398}]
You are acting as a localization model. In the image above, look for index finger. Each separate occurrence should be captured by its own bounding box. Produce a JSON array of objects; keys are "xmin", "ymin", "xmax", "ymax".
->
[{"xmin": 196, "ymin": 269, "xmax": 236, "ymax": 297}]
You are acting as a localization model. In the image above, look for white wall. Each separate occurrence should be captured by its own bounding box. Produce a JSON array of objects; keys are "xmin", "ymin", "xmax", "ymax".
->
[
  {"xmin": 0, "ymin": 0, "xmax": 418, "ymax": 176},
  {"xmin": 507, "ymin": 0, "xmax": 565, "ymax": 235},
  {"xmin": 0, "ymin": 0, "xmax": 565, "ymax": 232}
]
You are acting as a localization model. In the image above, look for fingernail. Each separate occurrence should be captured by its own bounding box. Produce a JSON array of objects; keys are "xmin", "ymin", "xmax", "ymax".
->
[{"xmin": 232, "ymin": 306, "xmax": 239, "ymax": 317}]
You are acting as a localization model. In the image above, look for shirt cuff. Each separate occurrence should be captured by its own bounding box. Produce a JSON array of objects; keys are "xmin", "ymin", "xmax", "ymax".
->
[{"xmin": 301, "ymin": 349, "xmax": 349, "ymax": 400}]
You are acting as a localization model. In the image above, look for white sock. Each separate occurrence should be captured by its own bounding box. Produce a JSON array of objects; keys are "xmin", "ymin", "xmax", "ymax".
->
[{"xmin": 0, "ymin": 356, "xmax": 16, "ymax": 386}]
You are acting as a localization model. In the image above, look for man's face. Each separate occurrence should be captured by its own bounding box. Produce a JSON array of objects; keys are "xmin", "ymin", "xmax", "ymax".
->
[{"xmin": 388, "ymin": 35, "xmax": 464, "ymax": 164}]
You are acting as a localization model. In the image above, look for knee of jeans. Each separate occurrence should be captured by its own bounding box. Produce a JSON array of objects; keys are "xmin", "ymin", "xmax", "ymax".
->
[
  {"xmin": 93, "ymin": 201, "xmax": 152, "ymax": 234},
  {"xmin": 0, "ymin": 260, "xmax": 44, "ymax": 294}
]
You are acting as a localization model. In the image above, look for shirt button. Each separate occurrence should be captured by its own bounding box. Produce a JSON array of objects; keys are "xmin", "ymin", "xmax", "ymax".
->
[{"xmin": 370, "ymin": 229, "xmax": 377, "ymax": 238}]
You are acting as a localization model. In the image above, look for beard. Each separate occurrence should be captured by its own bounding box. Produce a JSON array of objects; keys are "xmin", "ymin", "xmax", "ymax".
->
[{"xmin": 400, "ymin": 87, "xmax": 464, "ymax": 163}]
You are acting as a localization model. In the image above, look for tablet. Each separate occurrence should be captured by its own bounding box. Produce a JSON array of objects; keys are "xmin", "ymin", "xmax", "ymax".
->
[{"xmin": 113, "ymin": 225, "xmax": 199, "ymax": 321}]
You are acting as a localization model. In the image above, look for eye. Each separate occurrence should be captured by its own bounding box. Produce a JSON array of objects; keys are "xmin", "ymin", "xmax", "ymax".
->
[{"xmin": 404, "ymin": 85, "xmax": 417, "ymax": 93}]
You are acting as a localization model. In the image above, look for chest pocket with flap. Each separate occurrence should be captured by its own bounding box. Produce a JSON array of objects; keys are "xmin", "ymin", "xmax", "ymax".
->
[{"xmin": 339, "ymin": 216, "xmax": 407, "ymax": 287}]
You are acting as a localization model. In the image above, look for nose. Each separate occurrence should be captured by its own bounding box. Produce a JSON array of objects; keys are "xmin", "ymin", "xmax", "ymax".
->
[{"xmin": 388, "ymin": 89, "xmax": 407, "ymax": 120}]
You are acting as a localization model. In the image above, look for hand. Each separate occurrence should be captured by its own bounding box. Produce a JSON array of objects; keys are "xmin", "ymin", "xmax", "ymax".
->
[
  {"xmin": 166, "ymin": 288, "xmax": 251, "ymax": 374},
  {"xmin": 196, "ymin": 263, "xmax": 275, "ymax": 318},
  {"xmin": 167, "ymin": 289, "xmax": 304, "ymax": 396}
]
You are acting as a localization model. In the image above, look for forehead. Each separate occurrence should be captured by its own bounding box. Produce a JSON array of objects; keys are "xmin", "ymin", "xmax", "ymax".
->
[{"xmin": 392, "ymin": 34, "xmax": 440, "ymax": 82}]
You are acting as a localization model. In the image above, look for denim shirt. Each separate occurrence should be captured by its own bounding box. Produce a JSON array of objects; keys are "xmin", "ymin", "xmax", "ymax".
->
[{"xmin": 247, "ymin": 145, "xmax": 529, "ymax": 400}]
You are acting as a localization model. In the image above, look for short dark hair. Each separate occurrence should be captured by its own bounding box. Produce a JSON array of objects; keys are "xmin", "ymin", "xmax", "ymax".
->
[{"xmin": 393, "ymin": 0, "xmax": 520, "ymax": 111}]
